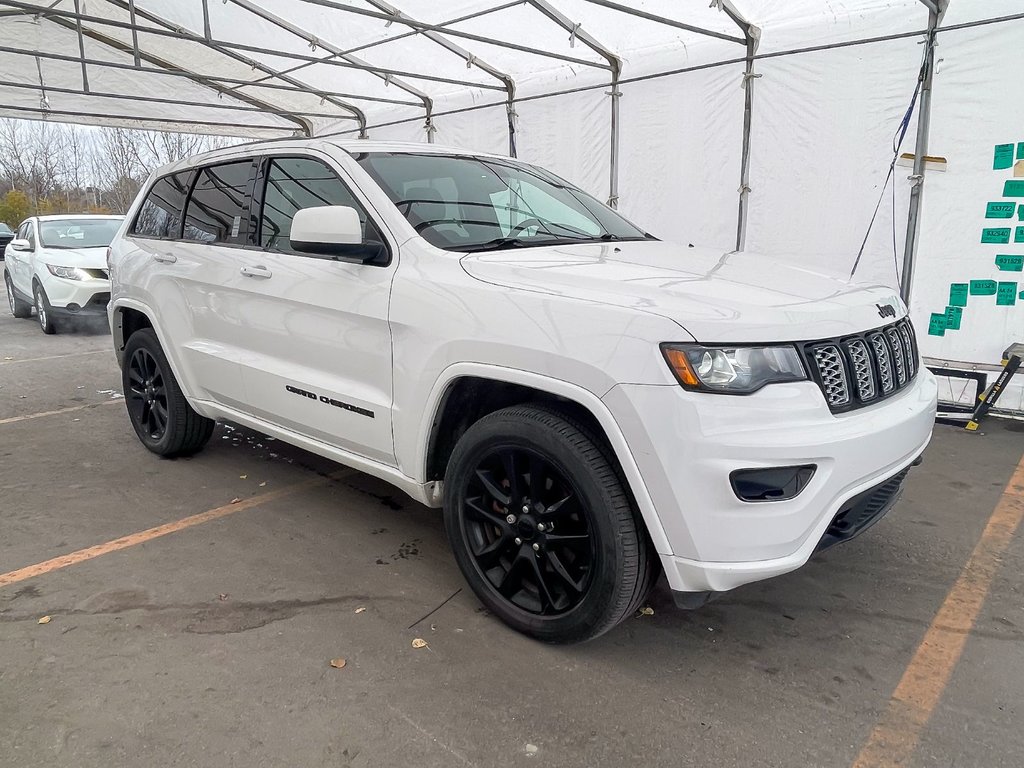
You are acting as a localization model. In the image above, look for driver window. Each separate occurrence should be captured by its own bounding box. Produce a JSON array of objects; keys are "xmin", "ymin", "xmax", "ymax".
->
[{"xmin": 260, "ymin": 156, "xmax": 382, "ymax": 254}]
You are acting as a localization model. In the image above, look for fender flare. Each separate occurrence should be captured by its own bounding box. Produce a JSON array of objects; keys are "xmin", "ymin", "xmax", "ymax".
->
[
  {"xmin": 416, "ymin": 362, "xmax": 673, "ymax": 555},
  {"xmin": 110, "ymin": 298, "xmax": 200, "ymax": 404}
]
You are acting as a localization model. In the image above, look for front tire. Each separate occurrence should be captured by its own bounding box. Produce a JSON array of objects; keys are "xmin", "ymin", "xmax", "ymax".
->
[
  {"xmin": 443, "ymin": 404, "xmax": 656, "ymax": 643},
  {"xmin": 5, "ymin": 272, "xmax": 31, "ymax": 318},
  {"xmin": 34, "ymin": 283, "xmax": 56, "ymax": 334},
  {"xmin": 122, "ymin": 328, "xmax": 215, "ymax": 457}
]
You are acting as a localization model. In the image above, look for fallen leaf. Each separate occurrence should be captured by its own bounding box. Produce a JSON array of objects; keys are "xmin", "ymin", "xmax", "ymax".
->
[
  {"xmin": 37, "ymin": 616, "xmax": 52, "ymax": 625},
  {"xmin": 354, "ymin": 607, "xmax": 366, "ymax": 614},
  {"xmin": 218, "ymin": 593, "xmax": 229, "ymax": 601},
  {"xmin": 259, "ymin": 481, "xmax": 267, "ymax": 487},
  {"xmin": 639, "ymin": 606, "xmax": 654, "ymax": 616},
  {"xmin": 240, "ymin": 474, "xmax": 247, "ymax": 479},
  {"xmin": 329, "ymin": 657, "xmax": 347, "ymax": 669},
  {"xmin": 411, "ymin": 638, "xmax": 428, "ymax": 649},
  {"xmin": 230, "ymin": 497, "xmax": 241, "ymax": 504}
]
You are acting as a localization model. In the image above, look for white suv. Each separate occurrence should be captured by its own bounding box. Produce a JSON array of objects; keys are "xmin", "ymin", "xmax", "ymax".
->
[
  {"xmin": 4, "ymin": 214, "xmax": 122, "ymax": 333},
  {"xmin": 107, "ymin": 140, "xmax": 937, "ymax": 643}
]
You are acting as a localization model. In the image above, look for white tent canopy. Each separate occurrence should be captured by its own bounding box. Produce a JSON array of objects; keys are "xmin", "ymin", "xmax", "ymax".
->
[{"xmin": 2, "ymin": 0, "xmax": 1023, "ymax": 410}]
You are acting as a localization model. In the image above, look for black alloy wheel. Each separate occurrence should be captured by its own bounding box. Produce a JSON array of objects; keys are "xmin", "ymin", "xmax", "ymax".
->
[
  {"xmin": 444, "ymin": 405, "xmax": 657, "ymax": 644},
  {"xmin": 461, "ymin": 446, "xmax": 595, "ymax": 616},
  {"xmin": 126, "ymin": 347, "xmax": 169, "ymax": 441},
  {"xmin": 121, "ymin": 328, "xmax": 215, "ymax": 457}
]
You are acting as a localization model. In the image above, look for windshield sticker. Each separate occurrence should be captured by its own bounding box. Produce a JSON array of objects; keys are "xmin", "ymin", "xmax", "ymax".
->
[
  {"xmin": 995, "ymin": 255, "xmax": 1024, "ymax": 272},
  {"xmin": 996, "ymin": 282, "xmax": 1018, "ymax": 306},
  {"xmin": 1015, "ymin": 227, "xmax": 1024, "ymax": 243},
  {"xmin": 986, "ymin": 202, "xmax": 1016, "ymax": 219},
  {"xmin": 928, "ymin": 313, "xmax": 946, "ymax": 336},
  {"xmin": 949, "ymin": 283, "xmax": 969, "ymax": 306}
]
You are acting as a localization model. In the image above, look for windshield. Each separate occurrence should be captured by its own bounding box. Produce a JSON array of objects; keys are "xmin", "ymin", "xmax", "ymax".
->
[
  {"xmin": 355, "ymin": 152, "xmax": 653, "ymax": 252},
  {"xmin": 0, "ymin": 223, "xmax": 13, "ymax": 235},
  {"xmin": 39, "ymin": 218, "xmax": 122, "ymax": 249}
]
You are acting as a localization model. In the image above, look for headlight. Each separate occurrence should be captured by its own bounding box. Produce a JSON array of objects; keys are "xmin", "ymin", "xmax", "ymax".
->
[
  {"xmin": 662, "ymin": 343, "xmax": 807, "ymax": 394},
  {"xmin": 46, "ymin": 264, "xmax": 88, "ymax": 280}
]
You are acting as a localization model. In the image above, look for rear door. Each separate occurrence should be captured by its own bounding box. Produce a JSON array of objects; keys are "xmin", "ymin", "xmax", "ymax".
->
[
  {"xmin": 127, "ymin": 162, "xmax": 254, "ymax": 410},
  {"xmin": 231, "ymin": 151, "xmax": 398, "ymax": 465}
]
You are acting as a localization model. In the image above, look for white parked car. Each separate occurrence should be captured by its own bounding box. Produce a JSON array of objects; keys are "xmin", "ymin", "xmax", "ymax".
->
[
  {"xmin": 4, "ymin": 214, "xmax": 123, "ymax": 333},
  {"xmin": 107, "ymin": 140, "xmax": 937, "ymax": 643}
]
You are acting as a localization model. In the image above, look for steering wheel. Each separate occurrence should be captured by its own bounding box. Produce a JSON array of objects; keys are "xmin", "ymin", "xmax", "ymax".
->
[{"xmin": 508, "ymin": 218, "xmax": 544, "ymax": 237}]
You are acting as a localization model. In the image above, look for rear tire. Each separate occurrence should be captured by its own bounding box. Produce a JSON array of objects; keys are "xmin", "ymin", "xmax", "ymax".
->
[
  {"xmin": 5, "ymin": 272, "xmax": 31, "ymax": 318},
  {"xmin": 122, "ymin": 328, "xmax": 215, "ymax": 457},
  {"xmin": 443, "ymin": 404, "xmax": 656, "ymax": 644},
  {"xmin": 34, "ymin": 283, "xmax": 56, "ymax": 334}
]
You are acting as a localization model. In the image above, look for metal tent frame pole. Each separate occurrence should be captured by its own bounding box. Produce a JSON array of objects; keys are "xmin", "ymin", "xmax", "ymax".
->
[
  {"xmin": 714, "ymin": 1, "xmax": 761, "ymax": 251},
  {"xmin": 901, "ymin": 0, "xmax": 946, "ymax": 303}
]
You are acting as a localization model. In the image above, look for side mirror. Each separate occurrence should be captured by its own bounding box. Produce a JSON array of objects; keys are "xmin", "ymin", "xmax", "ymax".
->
[
  {"xmin": 9, "ymin": 238, "xmax": 31, "ymax": 251},
  {"xmin": 289, "ymin": 205, "xmax": 386, "ymax": 264}
]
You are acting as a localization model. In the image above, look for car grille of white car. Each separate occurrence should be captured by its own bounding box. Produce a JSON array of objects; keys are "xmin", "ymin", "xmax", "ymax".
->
[{"xmin": 803, "ymin": 318, "xmax": 918, "ymax": 412}]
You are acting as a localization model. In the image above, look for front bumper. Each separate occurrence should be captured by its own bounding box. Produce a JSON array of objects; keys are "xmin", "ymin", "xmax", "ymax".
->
[
  {"xmin": 603, "ymin": 367, "xmax": 937, "ymax": 594},
  {"xmin": 38, "ymin": 271, "xmax": 110, "ymax": 316}
]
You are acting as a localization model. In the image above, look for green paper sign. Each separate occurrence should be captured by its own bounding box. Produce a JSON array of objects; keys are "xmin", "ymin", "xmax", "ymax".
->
[
  {"xmin": 983, "ymin": 201, "xmax": 1015, "ymax": 219},
  {"xmin": 1020, "ymin": 205, "xmax": 1024, "ymax": 221},
  {"xmin": 944, "ymin": 305, "xmax": 963, "ymax": 330},
  {"xmin": 949, "ymin": 283, "xmax": 969, "ymax": 306},
  {"xmin": 970, "ymin": 280, "xmax": 998, "ymax": 295},
  {"xmin": 1005, "ymin": 180, "xmax": 1024, "ymax": 197},
  {"xmin": 997, "ymin": 282, "xmax": 1018, "ymax": 305},
  {"xmin": 1016, "ymin": 226, "xmax": 1024, "ymax": 243},
  {"xmin": 987, "ymin": 201, "xmax": 1017, "ymax": 218},
  {"xmin": 1018, "ymin": 142, "xmax": 1024, "ymax": 160},
  {"xmin": 994, "ymin": 144, "xmax": 1015, "ymax": 170},
  {"xmin": 995, "ymin": 254, "xmax": 1024, "ymax": 272},
  {"xmin": 928, "ymin": 313, "xmax": 947, "ymax": 336},
  {"xmin": 982, "ymin": 228, "xmax": 1011, "ymax": 244}
]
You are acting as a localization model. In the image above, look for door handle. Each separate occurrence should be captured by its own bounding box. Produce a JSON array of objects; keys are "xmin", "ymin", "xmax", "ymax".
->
[
  {"xmin": 152, "ymin": 253, "xmax": 177, "ymax": 264},
  {"xmin": 240, "ymin": 264, "xmax": 272, "ymax": 279}
]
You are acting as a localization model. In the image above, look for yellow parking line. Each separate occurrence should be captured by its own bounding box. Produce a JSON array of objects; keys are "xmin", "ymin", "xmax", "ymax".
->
[
  {"xmin": 851, "ymin": 455, "xmax": 1024, "ymax": 768},
  {"xmin": 0, "ymin": 471, "xmax": 349, "ymax": 589},
  {"xmin": 0, "ymin": 349, "xmax": 109, "ymax": 365},
  {"xmin": 0, "ymin": 399, "xmax": 122, "ymax": 426}
]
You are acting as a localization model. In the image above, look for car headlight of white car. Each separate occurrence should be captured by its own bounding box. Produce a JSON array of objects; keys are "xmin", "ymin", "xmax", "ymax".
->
[
  {"xmin": 662, "ymin": 343, "xmax": 807, "ymax": 394},
  {"xmin": 46, "ymin": 264, "xmax": 90, "ymax": 281}
]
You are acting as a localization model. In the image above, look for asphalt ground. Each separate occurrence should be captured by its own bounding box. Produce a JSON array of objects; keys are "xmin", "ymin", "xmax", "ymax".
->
[{"xmin": 1, "ymin": 301, "xmax": 1022, "ymax": 768}]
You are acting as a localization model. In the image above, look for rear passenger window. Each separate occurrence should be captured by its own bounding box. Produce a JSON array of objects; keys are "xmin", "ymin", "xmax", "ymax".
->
[
  {"xmin": 183, "ymin": 160, "xmax": 254, "ymax": 244},
  {"xmin": 259, "ymin": 157, "xmax": 383, "ymax": 253},
  {"xmin": 131, "ymin": 172, "xmax": 191, "ymax": 239}
]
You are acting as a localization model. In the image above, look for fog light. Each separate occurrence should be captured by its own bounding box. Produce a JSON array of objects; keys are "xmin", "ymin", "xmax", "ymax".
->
[{"xmin": 730, "ymin": 465, "xmax": 816, "ymax": 502}]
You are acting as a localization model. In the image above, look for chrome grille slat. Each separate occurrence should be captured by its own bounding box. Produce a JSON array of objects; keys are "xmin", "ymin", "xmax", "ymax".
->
[
  {"xmin": 812, "ymin": 344, "xmax": 850, "ymax": 407},
  {"xmin": 886, "ymin": 328, "xmax": 907, "ymax": 386},
  {"xmin": 845, "ymin": 339, "xmax": 876, "ymax": 401},
  {"xmin": 805, "ymin": 318, "xmax": 918, "ymax": 412}
]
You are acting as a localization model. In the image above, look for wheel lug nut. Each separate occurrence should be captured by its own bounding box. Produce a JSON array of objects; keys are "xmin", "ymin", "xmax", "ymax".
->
[
  {"xmin": 514, "ymin": 537, "xmax": 522, "ymax": 545},
  {"xmin": 521, "ymin": 505, "xmax": 529, "ymax": 513},
  {"xmin": 536, "ymin": 523, "xmax": 546, "ymax": 532},
  {"xmin": 532, "ymin": 543, "xmax": 540, "ymax": 552},
  {"xmin": 506, "ymin": 514, "xmax": 516, "ymax": 524}
]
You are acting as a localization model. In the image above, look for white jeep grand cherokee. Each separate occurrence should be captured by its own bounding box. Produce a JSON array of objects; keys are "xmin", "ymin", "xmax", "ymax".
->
[{"xmin": 108, "ymin": 139, "xmax": 937, "ymax": 643}]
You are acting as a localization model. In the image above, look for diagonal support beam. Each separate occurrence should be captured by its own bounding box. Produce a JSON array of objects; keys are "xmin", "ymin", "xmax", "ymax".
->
[
  {"xmin": 359, "ymin": 0, "xmax": 518, "ymax": 155},
  {"xmin": 224, "ymin": 0, "xmax": 431, "ymax": 136},
  {"xmin": 527, "ymin": 0, "xmax": 623, "ymax": 207},
  {"xmin": 582, "ymin": 0, "xmax": 746, "ymax": 45},
  {"xmin": 36, "ymin": 10, "xmax": 317, "ymax": 136}
]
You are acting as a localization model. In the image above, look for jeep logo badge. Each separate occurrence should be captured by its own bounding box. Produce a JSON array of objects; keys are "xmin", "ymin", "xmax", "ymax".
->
[{"xmin": 876, "ymin": 303, "xmax": 896, "ymax": 319}]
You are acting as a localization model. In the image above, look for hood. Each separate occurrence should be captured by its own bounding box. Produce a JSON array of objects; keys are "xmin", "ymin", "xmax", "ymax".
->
[
  {"xmin": 460, "ymin": 240, "xmax": 904, "ymax": 343},
  {"xmin": 38, "ymin": 246, "xmax": 108, "ymax": 270}
]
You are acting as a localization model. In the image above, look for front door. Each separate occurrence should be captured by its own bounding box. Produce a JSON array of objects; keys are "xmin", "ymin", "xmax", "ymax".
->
[{"xmin": 231, "ymin": 152, "xmax": 397, "ymax": 466}]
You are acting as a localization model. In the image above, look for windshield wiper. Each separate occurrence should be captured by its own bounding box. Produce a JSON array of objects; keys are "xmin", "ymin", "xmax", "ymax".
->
[{"xmin": 449, "ymin": 237, "xmax": 574, "ymax": 253}]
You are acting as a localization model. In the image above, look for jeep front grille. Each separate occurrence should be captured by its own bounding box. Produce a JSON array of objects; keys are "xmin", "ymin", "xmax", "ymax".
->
[{"xmin": 803, "ymin": 318, "xmax": 918, "ymax": 412}]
